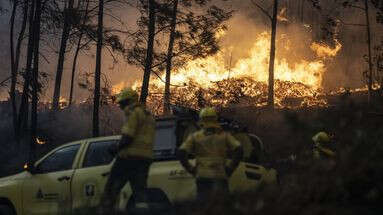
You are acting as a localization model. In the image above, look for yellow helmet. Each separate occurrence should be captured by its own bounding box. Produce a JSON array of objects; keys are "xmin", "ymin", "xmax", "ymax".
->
[
  {"xmin": 312, "ymin": 131, "xmax": 330, "ymax": 143},
  {"xmin": 199, "ymin": 107, "xmax": 219, "ymax": 128},
  {"xmin": 116, "ymin": 88, "xmax": 139, "ymax": 104}
]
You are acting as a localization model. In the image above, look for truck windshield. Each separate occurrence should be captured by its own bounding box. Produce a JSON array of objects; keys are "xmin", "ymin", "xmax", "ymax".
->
[{"xmin": 83, "ymin": 140, "xmax": 118, "ymax": 167}]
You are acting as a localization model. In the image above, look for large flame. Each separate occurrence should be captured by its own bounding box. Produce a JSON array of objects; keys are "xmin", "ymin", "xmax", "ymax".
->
[
  {"xmin": 113, "ymin": 32, "xmax": 341, "ymax": 115},
  {"xmin": 164, "ymin": 32, "xmax": 325, "ymax": 88}
]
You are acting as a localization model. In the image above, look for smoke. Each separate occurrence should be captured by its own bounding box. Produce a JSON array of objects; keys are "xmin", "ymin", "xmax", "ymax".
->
[
  {"xmin": 0, "ymin": 1, "xmax": 141, "ymax": 102},
  {"xmin": 0, "ymin": 0, "xmax": 382, "ymax": 101},
  {"xmin": 219, "ymin": 14, "xmax": 316, "ymax": 65},
  {"xmin": 216, "ymin": 0, "xmax": 383, "ymax": 91},
  {"xmin": 329, "ymin": 6, "xmax": 383, "ymax": 90}
]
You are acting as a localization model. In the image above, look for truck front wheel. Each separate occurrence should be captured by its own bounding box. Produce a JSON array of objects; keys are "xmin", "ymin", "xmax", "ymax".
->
[{"xmin": 0, "ymin": 205, "xmax": 15, "ymax": 215}]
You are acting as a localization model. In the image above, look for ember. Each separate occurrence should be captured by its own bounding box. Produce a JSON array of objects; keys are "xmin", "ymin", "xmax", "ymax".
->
[{"xmin": 36, "ymin": 137, "xmax": 46, "ymax": 145}]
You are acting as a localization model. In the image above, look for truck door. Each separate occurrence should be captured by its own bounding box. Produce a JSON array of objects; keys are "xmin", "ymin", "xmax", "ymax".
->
[
  {"xmin": 148, "ymin": 160, "xmax": 196, "ymax": 202},
  {"xmin": 71, "ymin": 140, "xmax": 120, "ymax": 211},
  {"xmin": 22, "ymin": 143, "xmax": 82, "ymax": 215},
  {"xmin": 149, "ymin": 119, "xmax": 196, "ymax": 202}
]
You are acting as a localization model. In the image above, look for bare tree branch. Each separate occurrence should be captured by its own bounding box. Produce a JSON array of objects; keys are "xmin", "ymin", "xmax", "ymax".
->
[
  {"xmin": 150, "ymin": 69, "xmax": 183, "ymax": 87},
  {"xmin": 104, "ymin": 29, "xmax": 134, "ymax": 36},
  {"xmin": 105, "ymin": 45, "xmax": 118, "ymax": 63},
  {"xmin": 338, "ymin": 18, "xmax": 366, "ymax": 27},
  {"xmin": 251, "ymin": 0, "xmax": 272, "ymax": 20},
  {"xmin": 348, "ymin": 4, "xmax": 365, "ymax": 10},
  {"xmin": 0, "ymin": 77, "xmax": 11, "ymax": 87},
  {"xmin": 79, "ymin": 38, "xmax": 93, "ymax": 50},
  {"xmin": 39, "ymin": 52, "xmax": 51, "ymax": 64},
  {"xmin": 104, "ymin": 11, "xmax": 125, "ymax": 25},
  {"xmin": 342, "ymin": 22, "xmax": 366, "ymax": 27}
]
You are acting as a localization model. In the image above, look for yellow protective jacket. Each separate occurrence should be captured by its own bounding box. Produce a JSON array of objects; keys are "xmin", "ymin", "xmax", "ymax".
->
[
  {"xmin": 118, "ymin": 105, "xmax": 156, "ymax": 160},
  {"xmin": 179, "ymin": 128, "xmax": 241, "ymax": 179}
]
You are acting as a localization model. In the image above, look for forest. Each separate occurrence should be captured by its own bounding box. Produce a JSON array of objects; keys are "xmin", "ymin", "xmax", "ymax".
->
[{"xmin": 0, "ymin": 0, "xmax": 382, "ymax": 214}]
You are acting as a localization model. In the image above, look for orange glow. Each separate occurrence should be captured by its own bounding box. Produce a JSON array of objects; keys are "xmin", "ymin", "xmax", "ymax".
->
[
  {"xmin": 310, "ymin": 40, "xmax": 342, "ymax": 59},
  {"xmin": 113, "ymin": 32, "xmax": 343, "ymax": 115},
  {"xmin": 277, "ymin": 8, "xmax": 288, "ymax": 22},
  {"xmin": 54, "ymin": 97, "xmax": 69, "ymax": 109},
  {"xmin": 36, "ymin": 137, "xmax": 46, "ymax": 145},
  {"xmin": 59, "ymin": 97, "xmax": 67, "ymax": 103},
  {"xmin": 215, "ymin": 28, "xmax": 227, "ymax": 39},
  {"xmin": 111, "ymin": 81, "xmax": 140, "ymax": 95},
  {"xmin": 112, "ymin": 82, "xmax": 127, "ymax": 95}
]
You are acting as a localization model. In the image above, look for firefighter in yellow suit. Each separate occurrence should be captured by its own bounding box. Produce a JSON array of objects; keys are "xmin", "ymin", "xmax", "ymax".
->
[
  {"xmin": 178, "ymin": 107, "xmax": 243, "ymax": 201},
  {"xmin": 99, "ymin": 88, "xmax": 156, "ymax": 213},
  {"xmin": 312, "ymin": 131, "xmax": 336, "ymax": 160}
]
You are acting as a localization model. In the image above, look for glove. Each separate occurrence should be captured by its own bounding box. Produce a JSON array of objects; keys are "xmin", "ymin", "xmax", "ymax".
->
[{"xmin": 225, "ymin": 166, "xmax": 234, "ymax": 177}]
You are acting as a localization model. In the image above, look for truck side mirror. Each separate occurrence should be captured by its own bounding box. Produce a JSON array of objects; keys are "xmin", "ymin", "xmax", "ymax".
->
[{"xmin": 24, "ymin": 162, "xmax": 37, "ymax": 174}]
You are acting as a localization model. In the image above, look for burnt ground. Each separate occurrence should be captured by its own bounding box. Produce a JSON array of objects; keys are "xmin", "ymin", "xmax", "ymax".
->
[{"xmin": 0, "ymin": 91, "xmax": 383, "ymax": 214}]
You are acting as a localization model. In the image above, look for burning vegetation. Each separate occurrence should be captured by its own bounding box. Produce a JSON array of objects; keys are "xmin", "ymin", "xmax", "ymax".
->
[{"xmin": 112, "ymin": 31, "xmax": 343, "ymax": 115}]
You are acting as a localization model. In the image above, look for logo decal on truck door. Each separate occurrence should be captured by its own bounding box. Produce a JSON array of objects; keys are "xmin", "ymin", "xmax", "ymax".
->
[
  {"xmin": 35, "ymin": 189, "xmax": 59, "ymax": 200},
  {"xmin": 85, "ymin": 184, "xmax": 95, "ymax": 197},
  {"xmin": 36, "ymin": 188, "xmax": 44, "ymax": 199}
]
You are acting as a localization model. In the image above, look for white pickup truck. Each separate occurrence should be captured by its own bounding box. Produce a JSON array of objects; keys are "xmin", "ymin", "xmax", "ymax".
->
[{"xmin": 0, "ymin": 115, "xmax": 277, "ymax": 215}]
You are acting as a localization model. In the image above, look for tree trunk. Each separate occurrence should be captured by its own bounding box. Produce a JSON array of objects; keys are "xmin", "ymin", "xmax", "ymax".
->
[
  {"xmin": 52, "ymin": 0, "xmax": 75, "ymax": 111},
  {"xmin": 14, "ymin": 0, "xmax": 28, "ymax": 89},
  {"xmin": 297, "ymin": 0, "xmax": 301, "ymax": 22},
  {"xmin": 11, "ymin": 0, "xmax": 28, "ymax": 136},
  {"xmin": 69, "ymin": 39, "xmax": 80, "ymax": 107},
  {"xmin": 139, "ymin": 0, "xmax": 157, "ymax": 105},
  {"xmin": 69, "ymin": 0, "xmax": 90, "ymax": 106},
  {"xmin": 163, "ymin": 0, "xmax": 178, "ymax": 115},
  {"xmin": 9, "ymin": 0, "xmax": 18, "ymax": 135},
  {"xmin": 17, "ymin": 0, "xmax": 36, "ymax": 138},
  {"xmin": 365, "ymin": 0, "xmax": 373, "ymax": 106},
  {"xmin": 93, "ymin": 0, "xmax": 104, "ymax": 137},
  {"xmin": 268, "ymin": 0, "xmax": 278, "ymax": 109},
  {"xmin": 300, "ymin": 0, "xmax": 304, "ymax": 23},
  {"xmin": 9, "ymin": 0, "xmax": 17, "ymax": 83},
  {"xmin": 30, "ymin": 0, "xmax": 42, "ymax": 162}
]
